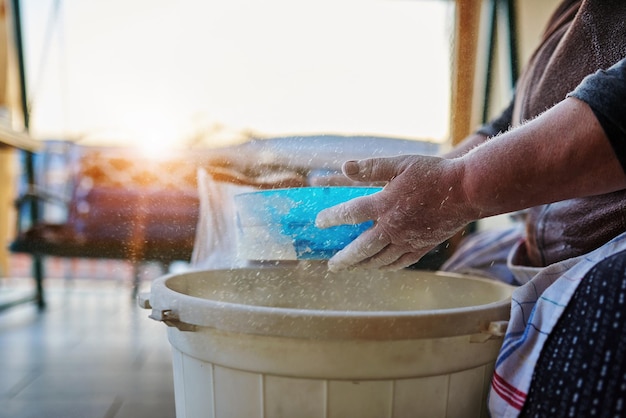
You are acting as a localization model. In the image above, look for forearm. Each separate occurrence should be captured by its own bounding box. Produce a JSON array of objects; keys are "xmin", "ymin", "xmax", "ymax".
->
[
  {"xmin": 458, "ymin": 97, "xmax": 626, "ymax": 218},
  {"xmin": 442, "ymin": 132, "xmax": 489, "ymax": 159}
]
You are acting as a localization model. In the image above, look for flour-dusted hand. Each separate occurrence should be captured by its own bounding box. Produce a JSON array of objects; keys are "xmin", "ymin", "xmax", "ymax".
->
[
  {"xmin": 315, "ymin": 155, "xmax": 478, "ymax": 272},
  {"xmin": 315, "ymin": 97, "xmax": 626, "ymax": 272}
]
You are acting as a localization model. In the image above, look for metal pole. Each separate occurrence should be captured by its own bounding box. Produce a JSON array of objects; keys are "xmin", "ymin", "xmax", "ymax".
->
[
  {"xmin": 10, "ymin": 0, "xmax": 45, "ymax": 309},
  {"xmin": 481, "ymin": 0, "xmax": 519, "ymax": 123},
  {"xmin": 482, "ymin": 0, "xmax": 498, "ymax": 123},
  {"xmin": 505, "ymin": 0, "xmax": 519, "ymax": 86},
  {"xmin": 11, "ymin": 0, "xmax": 28, "ymax": 129}
]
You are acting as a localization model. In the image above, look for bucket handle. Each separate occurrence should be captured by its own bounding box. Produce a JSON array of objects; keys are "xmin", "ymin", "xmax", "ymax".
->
[
  {"xmin": 137, "ymin": 292, "xmax": 151, "ymax": 309},
  {"xmin": 149, "ymin": 309, "xmax": 197, "ymax": 332},
  {"xmin": 137, "ymin": 293, "xmax": 196, "ymax": 332},
  {"xmin": 470, "ymin": 320, "xmax": 509, "ymax": 343}
]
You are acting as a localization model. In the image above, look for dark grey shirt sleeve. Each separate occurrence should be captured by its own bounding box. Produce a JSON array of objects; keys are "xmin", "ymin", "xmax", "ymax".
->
[
  {"xmin": 475, "ymin": 99, "xmax": 515, "ymax": 138},
  {"xmin": 568, "ymin": 57, "xmax": 626, "ymax": 172}
]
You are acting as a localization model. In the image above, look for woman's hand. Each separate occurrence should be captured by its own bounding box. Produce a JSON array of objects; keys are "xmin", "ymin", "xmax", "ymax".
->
[
  {"xmin": 315, "ymin": 98, "xmax": 626, "ymax": 273},
  {"xmin": 315, "ymin": 154, "xmax": 477, "ymax": 271}
]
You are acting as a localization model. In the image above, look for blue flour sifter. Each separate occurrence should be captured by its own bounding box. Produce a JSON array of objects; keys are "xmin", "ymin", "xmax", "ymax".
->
[{"xmin": 234, "ymin": 186, "xmax": 382, "ymax": 260}]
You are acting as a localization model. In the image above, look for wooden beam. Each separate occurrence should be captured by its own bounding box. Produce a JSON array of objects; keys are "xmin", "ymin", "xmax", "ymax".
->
[
  {"xmin": 0, "ymin": 0, "xmax": 38, "ymax": 151},
  {"xmin": 451, "ymin": 0, "xmax": 483, "ymax": 145},
  {"xmin": 0, "ymin": 123, "xmax": 40, "ymax": 151}
]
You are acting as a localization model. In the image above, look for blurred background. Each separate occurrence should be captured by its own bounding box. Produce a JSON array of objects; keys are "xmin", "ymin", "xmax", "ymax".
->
[
  {"xmin": 0, "ymin": 1, "xmax": 564, "ymax": 417},
  {"xmin": 0, "ymin": 0, "xmax": 563, "ymax": 291},
  {"xmin": 21, "ymin": 0, "xmax": 453, "ymax": 150}
]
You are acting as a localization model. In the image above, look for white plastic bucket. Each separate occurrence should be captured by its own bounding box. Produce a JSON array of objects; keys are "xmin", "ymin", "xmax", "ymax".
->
[{"xmin": 142, "ymin": 262, "xmax": 513, "ymax": 418}]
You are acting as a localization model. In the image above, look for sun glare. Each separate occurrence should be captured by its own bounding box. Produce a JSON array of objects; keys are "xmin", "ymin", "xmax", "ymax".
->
[
  {"xmin": 23, "ymin": 0, "xmax": 453, "ymax": 146},
  {"xmin": 119, "ymin": 110, "xmax": 189, "ymax": 159}
]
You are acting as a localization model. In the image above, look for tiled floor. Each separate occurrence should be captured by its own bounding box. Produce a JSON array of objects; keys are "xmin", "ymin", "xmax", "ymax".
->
[{"xmin": 0, "ymin": 269, "xmax": 177, "ymax": 418}]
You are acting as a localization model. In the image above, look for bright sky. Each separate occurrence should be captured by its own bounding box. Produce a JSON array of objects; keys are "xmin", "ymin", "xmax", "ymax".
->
[{"xmin": 21, "ymin": 0, "xmax": 453, "ymax": 149}]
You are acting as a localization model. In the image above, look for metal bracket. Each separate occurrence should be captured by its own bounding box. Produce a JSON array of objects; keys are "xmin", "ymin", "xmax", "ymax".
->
[
  {"xmin": 149, "ymin": 309, "xmax": 197, "ymax": 332},
  {"xmin": 137, "ymin": 293, "xmax": 151, "ymax": 309},
  {"xmin": 470, "ymin": 320, "xmax": 509, "ymax": 343}
]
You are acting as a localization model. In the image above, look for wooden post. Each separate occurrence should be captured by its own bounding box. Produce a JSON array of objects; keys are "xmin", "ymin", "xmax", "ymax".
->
[{"xmin": 451, "ymin": 0, "xmax": 483, "ymax": 146}]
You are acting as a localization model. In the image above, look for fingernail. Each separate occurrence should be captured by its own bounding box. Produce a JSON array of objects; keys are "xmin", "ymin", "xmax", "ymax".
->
[
  {"xmin": 343, "ymin": 160, "xmax": 359, "ymax": 176},
  {"xmin": 327, "ymin": 259, "xmax": 342, "ymax": 273},
  {"xmin": 314, "ymin": 212, "xmax": 327, "ymax": 228}
]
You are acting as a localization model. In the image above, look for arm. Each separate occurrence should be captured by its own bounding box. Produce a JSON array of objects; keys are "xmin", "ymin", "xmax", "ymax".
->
[
  {"xmin": 316, "ymin": 97, "xmax": 626, "ymax": 272},
  {"xmin": 463, "ymin": 97, "xmax": 624, "ymax": 217},
  {"xmin": 470, "ymin": 57, "xmax": 626, "ymax": 215},
  {"xmin": 443, "ymin": 99, "xmax": 515, "ymax": 158},
  {"xmin": 441, "ymin": 132, "xmax": 489, "ymax": 158}
]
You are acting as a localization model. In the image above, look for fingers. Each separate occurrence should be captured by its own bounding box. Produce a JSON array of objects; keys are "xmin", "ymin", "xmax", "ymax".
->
[
  {"xmin": 327, "ymin": 228, "xmax": 389, "ymax": 272},
  {"xmin": 380, "ymin": 251, "xmax": 427, "ymax": 271},
  {"xmin": 308, "ymin": 174, "xmax": 385, "ymax": 187},
  {"xmin": 330, "ymin": 241, "xmax": 427, "ymax": 272},
  {"xmin": 308, "ymin": 174, "xmax": 357, "ymax": 187},
  {"xmin": 342, "ymin": 157, "xmax": 404, "ymax": 183},
  {"xmin": 356, "ymin": 244, "xmax": 407, "ymax": 270},
  {"xmin": 315, "ymin": 194, "xmax": 379, "ymax": 228}
]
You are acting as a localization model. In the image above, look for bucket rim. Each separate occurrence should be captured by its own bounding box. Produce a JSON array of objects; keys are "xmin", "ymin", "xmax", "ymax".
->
[{"xmin": 148, "ymin": 268, "xmax": 514, "ymax": 340}]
